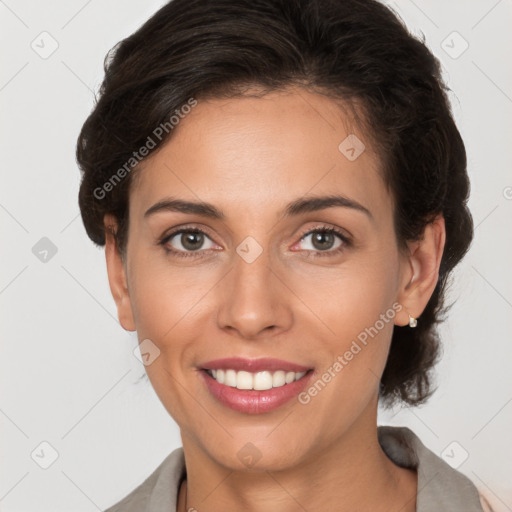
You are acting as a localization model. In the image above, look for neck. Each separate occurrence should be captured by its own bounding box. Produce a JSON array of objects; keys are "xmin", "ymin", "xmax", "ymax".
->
[{"xmin": 177, "ymin": 398, "xmax": 417, "ymax": 512}]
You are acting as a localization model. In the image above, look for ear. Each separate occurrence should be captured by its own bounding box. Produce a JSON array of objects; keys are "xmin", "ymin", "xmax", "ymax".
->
[
  {"xmin": 104, "ymin": 214, "xmax": 136, "ymax": 331},
  {"xmin": 395, "ymin": 214, "xmax": 446, "ymax": 327}
]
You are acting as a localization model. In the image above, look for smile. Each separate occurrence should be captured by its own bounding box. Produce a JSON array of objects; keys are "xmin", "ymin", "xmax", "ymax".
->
[{"xmin": 199, "ymin": 357, "xmax": 314, "ymax": 414}]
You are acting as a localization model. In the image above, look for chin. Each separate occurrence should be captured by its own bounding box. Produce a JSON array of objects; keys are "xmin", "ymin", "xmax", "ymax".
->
[{"xmin": 199, "ymin": 435, "xmax": 312, "ymax": 473}]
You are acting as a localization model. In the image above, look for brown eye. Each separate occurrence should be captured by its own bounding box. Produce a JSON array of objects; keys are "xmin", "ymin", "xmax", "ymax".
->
[
  {"xmin": 298, "ymin": 227, "xmax": 346, "ymax": 253},
  {"xmin": 179, "ymin": 231, "xmax": 205, "ymax": 251},
  {"xmin": 310, "ymin": 231, "xmax": 337, "ymax": 251},
  {"xmin": 161, "ymin": 228, "xmax": 217, "ymax": 256}
]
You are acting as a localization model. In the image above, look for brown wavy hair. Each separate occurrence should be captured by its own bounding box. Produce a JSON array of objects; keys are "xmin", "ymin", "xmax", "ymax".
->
[{"xmin": 76, "ymin": 0, "xmax": 473, "ymax": 407}]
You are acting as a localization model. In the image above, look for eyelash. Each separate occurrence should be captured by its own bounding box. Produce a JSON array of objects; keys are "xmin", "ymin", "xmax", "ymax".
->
[{"xmin": 158, "ymin": 224, "xmax": 352, "ymax": 259}]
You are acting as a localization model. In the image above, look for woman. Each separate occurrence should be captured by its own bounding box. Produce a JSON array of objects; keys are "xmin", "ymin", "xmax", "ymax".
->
[{"xmin": 76, "ymin": 0, "xmax": 493, "ymax": 510}]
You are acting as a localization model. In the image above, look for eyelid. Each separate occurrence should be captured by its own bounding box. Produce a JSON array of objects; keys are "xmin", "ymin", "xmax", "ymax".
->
[{"xmin": 296, "ymin": 223, "xmax": 352, "ymax": 244}]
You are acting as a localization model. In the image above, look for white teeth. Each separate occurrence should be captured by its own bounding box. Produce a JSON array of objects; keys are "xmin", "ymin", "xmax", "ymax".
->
[
  {"xmin": 236, "ymin": 371, "xmax": 253, "ymax": 390},
  {"xmin": 224, "ymin": 369, "xmax": 237, "ymax": 387},
  {"xmin": 254, "ymin": 371, "xmax": 273, "ymax": 390},
  {"xmin": 272, "ymin": 370, "xmax": 286, "ymax": 387},
  {"xmin": 208, "ymin": 368, "xmax": 308, "ymax": 390}
]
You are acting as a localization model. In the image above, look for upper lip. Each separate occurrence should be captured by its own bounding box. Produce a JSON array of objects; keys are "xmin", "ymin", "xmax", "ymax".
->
[{"xmin": 200, "ymin": 357, "xmax": 312, "ymax": 373}]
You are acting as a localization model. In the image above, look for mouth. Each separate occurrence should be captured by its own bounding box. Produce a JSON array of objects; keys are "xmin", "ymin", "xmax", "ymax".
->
[{"xmin": 198, "ymin": 357, "xmax": 314, "ymax": 414}]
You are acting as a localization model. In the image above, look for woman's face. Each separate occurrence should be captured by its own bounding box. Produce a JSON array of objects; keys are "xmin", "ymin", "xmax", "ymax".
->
[{"xmin": 109, "ymin": 87, "xmax": 419, "ymax": 470}]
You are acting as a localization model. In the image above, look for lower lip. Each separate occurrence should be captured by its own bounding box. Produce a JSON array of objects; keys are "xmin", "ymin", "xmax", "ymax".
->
[{"xmin": 200, "ymin": 370, "xmax": 313, "ymax": 414}]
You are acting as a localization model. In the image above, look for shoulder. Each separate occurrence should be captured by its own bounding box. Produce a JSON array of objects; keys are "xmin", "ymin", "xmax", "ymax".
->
[
  {"xmin": 103, "ymin": 447, "xmax": 185, "ymax": 512},
  {"xmin": 378, "ymin": 425, "xmax": 492, "ymax": 512}
]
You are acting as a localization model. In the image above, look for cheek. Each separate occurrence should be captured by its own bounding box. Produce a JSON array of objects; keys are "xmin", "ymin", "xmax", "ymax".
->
[
  {"xmin": 297, "ymin": 281, "xmax": 397, "ymax": 437},
  {"xmin": 289, "ymin": 250, "xmax": 399, "ymax": 334},
  {"xmin": 289, "ymin": 251, "xmax": 399, "ymax": 394},
  {"xmin": 126, "ymin": 255, "xmax": 213, "ymax": 423},
  {"xmin": 127, "ymin": 250, "xmax": 213, "ymax": 338}
]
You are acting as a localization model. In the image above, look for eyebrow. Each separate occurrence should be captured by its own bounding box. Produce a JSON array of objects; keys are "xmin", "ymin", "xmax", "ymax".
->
[{"xmin": 144, "ymin": 194, "xmax": 373, "ymax": 221}]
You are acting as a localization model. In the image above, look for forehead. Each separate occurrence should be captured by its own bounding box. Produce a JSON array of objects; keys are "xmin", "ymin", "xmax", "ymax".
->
[{"xmin": 129, "ymin": 88, "xmax": 392, "ymax": 223}]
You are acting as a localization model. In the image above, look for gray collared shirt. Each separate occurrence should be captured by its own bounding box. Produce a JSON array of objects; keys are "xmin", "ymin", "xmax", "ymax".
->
[{"xmin": 104, "ymin": 425, "xmax": 488, "ymax": 512}]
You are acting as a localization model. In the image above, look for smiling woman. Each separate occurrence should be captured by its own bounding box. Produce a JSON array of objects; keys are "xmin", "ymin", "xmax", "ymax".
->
[{"xmin": 76, "ymin": 0, "xmax": 492, "ymax": 511}]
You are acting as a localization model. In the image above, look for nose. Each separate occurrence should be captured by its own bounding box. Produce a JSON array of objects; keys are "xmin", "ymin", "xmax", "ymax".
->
[{"xmin": 216, "ymin": 245, "xmax": 293, "ymax": 340}]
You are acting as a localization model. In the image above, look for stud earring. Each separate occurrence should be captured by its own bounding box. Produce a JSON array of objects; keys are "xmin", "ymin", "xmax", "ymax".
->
[{"xmin": 408, "ymin": 314, "xmax": 418, "ymax": 328}]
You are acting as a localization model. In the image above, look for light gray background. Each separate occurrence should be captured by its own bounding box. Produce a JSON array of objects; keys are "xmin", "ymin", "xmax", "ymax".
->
[{"xmin": 1, "ymin": 1, "xmax": 511, "ymax": 510}]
